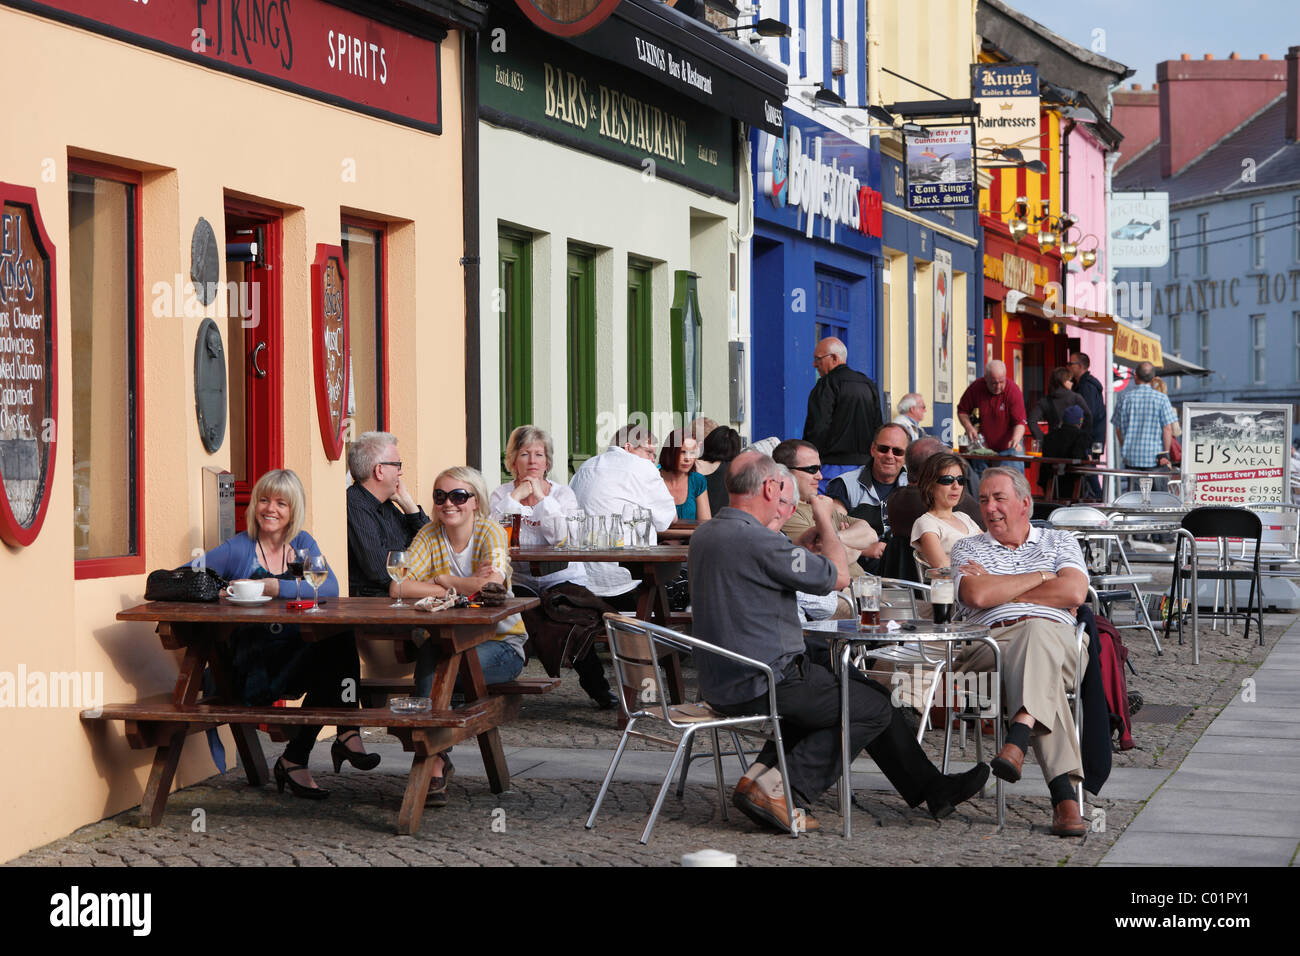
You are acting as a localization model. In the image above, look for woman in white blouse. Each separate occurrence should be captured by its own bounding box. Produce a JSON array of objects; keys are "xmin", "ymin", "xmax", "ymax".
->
[
  {"xmin": 490, "ymin": 425, "xmax": 615, "ymax": 708},
  {"xmin": 911, "ymin": 452, "xmax": 982, "ymax": 571}
]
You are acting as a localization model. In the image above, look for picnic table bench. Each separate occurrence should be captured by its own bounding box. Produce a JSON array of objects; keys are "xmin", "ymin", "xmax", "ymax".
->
[{"xmin": 88, "ymin": 596, "xmax": 540, "ymax": 834}]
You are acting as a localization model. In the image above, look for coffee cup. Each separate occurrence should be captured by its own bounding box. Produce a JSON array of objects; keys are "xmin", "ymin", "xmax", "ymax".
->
[{"xmin": 229, "ymin": 579, "xmax": 264, "ymax": 600}]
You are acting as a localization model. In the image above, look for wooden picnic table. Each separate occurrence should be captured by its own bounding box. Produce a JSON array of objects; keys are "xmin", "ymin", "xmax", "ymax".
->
[{"xmin": 97, "ymin": 596, "xmax": 539, "ymax": 834}]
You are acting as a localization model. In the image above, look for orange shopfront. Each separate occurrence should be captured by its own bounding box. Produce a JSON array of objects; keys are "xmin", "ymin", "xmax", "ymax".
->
[
  {"xmin": 981, "ymin": 221, "xmax": 1070, "ymax": 422},
  {"xmin": 0, "ymin": 0, "xmax": 483, "ymax": 862}
]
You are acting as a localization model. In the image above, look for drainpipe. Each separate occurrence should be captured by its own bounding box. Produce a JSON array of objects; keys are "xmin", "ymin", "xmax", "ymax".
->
[{"xmin": 461, "ymin": 27, "xmax": 482, "ymax": 469}]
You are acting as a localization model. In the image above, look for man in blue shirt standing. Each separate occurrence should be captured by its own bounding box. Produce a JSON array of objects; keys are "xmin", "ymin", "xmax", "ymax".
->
[{"xmin": 1114, "ymin": 362, "xmax": 1176, "ymax": 471}]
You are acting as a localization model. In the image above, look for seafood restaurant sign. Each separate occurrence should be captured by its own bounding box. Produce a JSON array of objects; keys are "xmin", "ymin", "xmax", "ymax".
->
[
  {"xmin": 0, "ymin": 184, "xmax": 57, "ymax": 547},
  {"xmin": 10, "ymin": 0, "xmax": 443, "ymax": 132}
]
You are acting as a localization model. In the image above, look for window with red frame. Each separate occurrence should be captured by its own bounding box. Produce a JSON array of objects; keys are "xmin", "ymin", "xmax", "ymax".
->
[
  {"xmin": 68, "ymin": 161, "xmax": 143, "ymax": 577},
  {"xmin": 341, "ymin": 218, "xmax": 387, "ymax": 437}
]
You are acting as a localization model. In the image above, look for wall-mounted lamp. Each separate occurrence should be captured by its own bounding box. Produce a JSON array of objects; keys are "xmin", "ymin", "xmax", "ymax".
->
[{"xmin": 718, "ymin": 17, "xmax": 791, "ymax": 38}]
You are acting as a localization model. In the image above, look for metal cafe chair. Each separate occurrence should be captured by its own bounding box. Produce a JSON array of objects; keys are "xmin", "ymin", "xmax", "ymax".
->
[
  {"xmin": 586, "ymin": 614, "xmax": 799, "ymax": 843},
  {"xmin": 1231, "ymin": 501, "xmax": 1300, "ymax": 579},
  {"xmin": 1049, "ymin": 506, "xmax": 1161, "ymax": 653},
  {"xmin": 1165, "ymin": 507, "xmax": 1265, "ymax": 648}
]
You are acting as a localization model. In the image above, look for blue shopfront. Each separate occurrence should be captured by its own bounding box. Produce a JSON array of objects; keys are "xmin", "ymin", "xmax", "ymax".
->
[
  {"xmin": 750, "ymin": 110, "xmax": 883, "ymax": 442},
  {"xmin": 880, "ymin": 151, "xmax": 981, "ymax": 439}
]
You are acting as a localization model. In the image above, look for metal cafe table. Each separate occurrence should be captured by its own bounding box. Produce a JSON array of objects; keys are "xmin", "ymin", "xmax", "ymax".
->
[
  {"xmin": 802, "ymin": 619, "xmax": 1002, "ymax": 838},
  {"xmin": 95, "ymin": 596, "xmax": 538, "ymax": 834}
]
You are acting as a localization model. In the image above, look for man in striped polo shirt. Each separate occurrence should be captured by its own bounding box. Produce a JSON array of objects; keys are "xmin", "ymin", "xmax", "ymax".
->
[{"xmin": 948, "ymin": 466, "xmax": 1091, "ymax": 837}]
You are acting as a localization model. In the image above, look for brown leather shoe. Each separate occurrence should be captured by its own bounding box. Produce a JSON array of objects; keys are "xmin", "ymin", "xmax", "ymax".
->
[
  {"xmin": 990, "ymin": 741, "xmax": 1025, "ymax": 783},
  {"xmin": 732, "ymin": 780, "xmax": 819, "ymax": 833},
  {"xmin": 1051, "ymin": 799, "xmax": 1088, "ymax": 837}
]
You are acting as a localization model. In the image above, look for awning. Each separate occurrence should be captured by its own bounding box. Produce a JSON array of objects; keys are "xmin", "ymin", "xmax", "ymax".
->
[
  {"xmin": 1004, "ymin": 292, "xmax": 1117, "ymax": 336},
  {"xmin": 1111, "ymin": 318, "xmax": 1163, "ymax": 367},
  {"xmin": 565, "ymin": 0, "xmax": 788, "ymax": 134},
  {"xmin": 1154, "ymin": 352, "xmax": 1213, "ymax": 377}
]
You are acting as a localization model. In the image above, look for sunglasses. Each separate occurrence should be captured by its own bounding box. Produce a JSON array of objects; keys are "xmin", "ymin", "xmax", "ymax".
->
[
  {"xmin": 434, "ymin": 489, "xmax": 474, "ymax": 506},
  {"xmin": 789, "ymin": 464, "xmax": 822, "ymax": 474},
  {"xmin": 935, "ymin": 475, "xmax": 967, "ymax": 487},
  {"xmin": 874, "ymin": 444, "xmax": 906, "ymax": 457}
]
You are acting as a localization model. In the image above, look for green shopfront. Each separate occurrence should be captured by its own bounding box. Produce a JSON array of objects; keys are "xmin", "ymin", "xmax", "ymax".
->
[{"xmin": 475, "ymin": 0, "xmax": 784, "ymax": 477}]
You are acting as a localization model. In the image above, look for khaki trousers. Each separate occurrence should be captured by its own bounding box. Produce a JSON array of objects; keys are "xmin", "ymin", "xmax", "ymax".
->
[{"xmin": 956, "ymin": 618, "xmax": 1087, "ymax": 784}]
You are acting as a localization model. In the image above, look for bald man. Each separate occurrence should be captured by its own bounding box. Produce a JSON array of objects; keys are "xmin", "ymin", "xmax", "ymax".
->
[
  {"xmin": 957, "ymin": 360, "xmax": 1028, "ymax": 476},
  {"xmin": 803, "ymin": 336, "xmax": 883, "ymax": 492}
]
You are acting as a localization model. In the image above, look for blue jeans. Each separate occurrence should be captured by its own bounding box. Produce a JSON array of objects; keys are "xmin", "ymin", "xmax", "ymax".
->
[{"xmin": 414, "ymin": 638, "xmax": 524, "ymax": 697}]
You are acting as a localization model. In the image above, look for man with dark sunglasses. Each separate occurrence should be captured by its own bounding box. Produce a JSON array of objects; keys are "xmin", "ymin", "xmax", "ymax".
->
[
  {"xmin": 824, "ymin": 423, "xmax": 911, "ymax": 573},
  {"xmin": 346, "ymin": 431, "xmax": 429, "ymax": 596},
  {"xmin": 772, "ymin": 439, "xmax": 878, "ymax": 571}
]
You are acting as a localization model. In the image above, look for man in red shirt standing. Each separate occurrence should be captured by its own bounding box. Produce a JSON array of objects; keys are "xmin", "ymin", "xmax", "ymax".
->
[{"xmin": 957, "ymin": 360, "xmax": 1028, "ymax": 478}]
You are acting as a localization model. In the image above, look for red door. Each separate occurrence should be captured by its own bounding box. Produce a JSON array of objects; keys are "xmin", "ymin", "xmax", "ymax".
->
[{"xmin": 224, "ymin": 203, "xmax": 282, "ymax": 530}]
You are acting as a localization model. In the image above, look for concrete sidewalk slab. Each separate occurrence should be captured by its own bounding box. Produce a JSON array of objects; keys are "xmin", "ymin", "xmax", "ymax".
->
[{"xmin": 1101, "ymin": 614, "xmax": 1300, "ymax": 866}]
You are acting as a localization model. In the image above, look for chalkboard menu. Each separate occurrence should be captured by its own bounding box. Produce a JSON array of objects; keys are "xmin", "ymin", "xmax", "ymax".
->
[
  {"xmin": 0, "ymin": 185, "xmax": 57, "ymax": 547},
  {"xmin": 311, "ymin": 245, "xmax": 349, "ymax": 461}
]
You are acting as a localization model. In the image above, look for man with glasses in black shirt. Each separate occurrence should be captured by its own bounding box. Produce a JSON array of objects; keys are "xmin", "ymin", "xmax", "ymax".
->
[
  {"xmin": 825, "ymin": 423, "xmax": 911, "ymax": 573},
  {"xmin": 346, "ymin": 431, "xmax": 429, "ymax": 596}
]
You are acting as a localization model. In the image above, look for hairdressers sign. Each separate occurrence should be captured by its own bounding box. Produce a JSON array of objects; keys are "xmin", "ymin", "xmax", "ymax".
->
[{"xmin": 0, "ymin": 184, "xmax": 57, "ymax": 547}]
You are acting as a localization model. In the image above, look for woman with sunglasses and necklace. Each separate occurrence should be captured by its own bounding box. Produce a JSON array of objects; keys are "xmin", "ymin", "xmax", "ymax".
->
[
  {"xmin": 400, "ymin": 466, "xmax": 526, "ymax": 804},
  {"xmin": 911, "ymin": 453, "xmax": 982, "ymax": 571}
]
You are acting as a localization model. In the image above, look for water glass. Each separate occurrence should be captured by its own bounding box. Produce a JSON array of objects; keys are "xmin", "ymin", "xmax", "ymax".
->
[
  {"xmin": 593, "ymin": 515, "xmax": 609, "ymax": 550},
  {"xmin": 608, "ymin": 514, "xmax": 625, "ymax": 549},
  {"xmin": 1139, "ymin": 476, "xmax": 1154, "ymax": 507},
  {"xmin": 636, "ymin": 507, "xmax": 653, "ymax": 547},
  {"xmin": 566, "ymin": 511, "xmax": 586, "ymax": 550}
]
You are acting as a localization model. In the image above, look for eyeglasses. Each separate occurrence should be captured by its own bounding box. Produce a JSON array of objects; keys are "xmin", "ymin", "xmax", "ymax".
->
[
  {"xmin": 935, "ymin": 475, "xmax": 967, "ymax": 487},
  {"xmin": 789, "ymin": 464, "xmax": 822, "ymax": 475},
  {"xmin": 874, "ymin": 443, "xmax": 906, "ymax": 457},
  {"xmin": 379, "ymin": 460, "xmax": 402, "ymax": 470},
  {"xmin": 433, "ymin": 489, "xmax": 474, "ymax": 506}
]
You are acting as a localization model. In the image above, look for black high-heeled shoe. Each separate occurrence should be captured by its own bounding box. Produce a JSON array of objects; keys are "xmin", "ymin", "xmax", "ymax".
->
[
  {"xmin": 331, "ymin": 731, "xmax": 381, "ymax": 772},
  {"xmin": 274, "ymin": 758, "xmax": 329, "ymax": 800}
]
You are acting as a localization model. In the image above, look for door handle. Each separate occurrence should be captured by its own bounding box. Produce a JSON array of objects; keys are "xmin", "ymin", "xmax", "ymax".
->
[{"xmin": 251, "ymin": 341, "xmax": 267, "ymax": 379}]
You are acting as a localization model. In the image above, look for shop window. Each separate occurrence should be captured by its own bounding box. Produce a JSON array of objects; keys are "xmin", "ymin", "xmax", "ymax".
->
[
  {"xmin": 627, "ymin": 259, "xmax": 653, "ymax": 424},
  {"xmin": 567, "ymin": 246, "xmax": 597, "ymax": 474},
  {"xmin": 498, "ymin": 229, "xmax": 533, "ymax": 478},
  {"xmin": 341, "ymin": 218, "xmax": 387, "ymax": 439},
  {"xmin": 68, "ymin": 162, "xmax": 143, "ymax": 577}
]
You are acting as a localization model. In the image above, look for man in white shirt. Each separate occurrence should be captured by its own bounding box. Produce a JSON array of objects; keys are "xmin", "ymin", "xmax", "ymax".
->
[
  {"xmin": 892, "ymin": 393, "xmax": 926, "ymax": 442},
  {"xmin": 569, "ymin": 423, "xmax": 678, "ymax": 609},
  {"xmin": 948, "ymin": 466, "xmax": 1090, "ymax": 837}
]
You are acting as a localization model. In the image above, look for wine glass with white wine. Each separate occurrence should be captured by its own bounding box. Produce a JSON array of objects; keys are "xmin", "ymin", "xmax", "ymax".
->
[
  {"xmin": 387, "ymin": 550, "xmax": 410, "ymax": 608},
  {"xmin": 303, "ymin": 555, "xmax": 329, "ymax": 613}
]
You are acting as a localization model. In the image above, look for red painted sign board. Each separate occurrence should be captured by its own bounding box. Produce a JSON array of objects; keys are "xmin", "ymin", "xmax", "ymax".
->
[
  {"xmin": 0, "ymin": 184, "xmax": 58, "ymax": 548},
  {"xmin": 311, "ymin": 244, "xmax": 349, "ymax": 461},
  {"xmin": 9, "ymin": 0, "xmax": 442, "ymax": 132}
]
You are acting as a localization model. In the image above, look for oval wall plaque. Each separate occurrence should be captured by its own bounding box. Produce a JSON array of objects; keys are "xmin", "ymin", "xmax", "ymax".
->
[
  {"xmin": 191, "ymin": 217, "xmax": 220, "ymax": 306},
  {"xmin": 311, "ymin": 244, "xmax": 349, "ymax": 461},
  {"xmin": 194, "ymin": 318, "xmax": 227, "ymax": 453},
  {"xmin": 0, "ymin": 183, "xmax": 58, "ymax": 547}
]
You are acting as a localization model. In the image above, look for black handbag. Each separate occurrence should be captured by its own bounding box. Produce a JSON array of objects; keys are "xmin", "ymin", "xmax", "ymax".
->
[{"xmin": 144, "ymin": 567, "xmax": 229, "ymax": 602}]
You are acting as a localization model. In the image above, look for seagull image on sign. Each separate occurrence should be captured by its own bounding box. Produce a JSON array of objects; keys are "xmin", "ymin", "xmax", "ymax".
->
[{"xmin": 1111, "ymin": 218, "xmax": 1162, "ymax": 240}]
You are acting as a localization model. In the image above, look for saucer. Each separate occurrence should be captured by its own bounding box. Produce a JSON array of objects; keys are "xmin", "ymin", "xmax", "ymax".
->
[{"xmin": 225, "ymin": 594, "xmax": 273, "ymax": 605}]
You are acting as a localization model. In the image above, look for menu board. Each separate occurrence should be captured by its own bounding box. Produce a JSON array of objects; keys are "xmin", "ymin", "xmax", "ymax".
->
[
  {"xmin": 311, "ymin": 244, "xmax": 349, "ymax": 461},
  {"xmin": 1181, "ymin": 403, "xmax": 1292, "ymax": 506},
  {"xmin": 0, "ymin": 187, "xmax": 57, "ymax": 546}
]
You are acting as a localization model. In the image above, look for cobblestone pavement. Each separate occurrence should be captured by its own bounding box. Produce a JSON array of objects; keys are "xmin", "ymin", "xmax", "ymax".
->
[{"xmin": 8, "ymin": 612, "xmax": 1292, "ymax": 867}]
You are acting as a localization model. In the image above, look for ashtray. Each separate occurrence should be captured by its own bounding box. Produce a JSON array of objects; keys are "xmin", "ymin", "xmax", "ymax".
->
[{"xmin": 389, "ymin": 696, "xmax": 432, "ymax": 714}]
